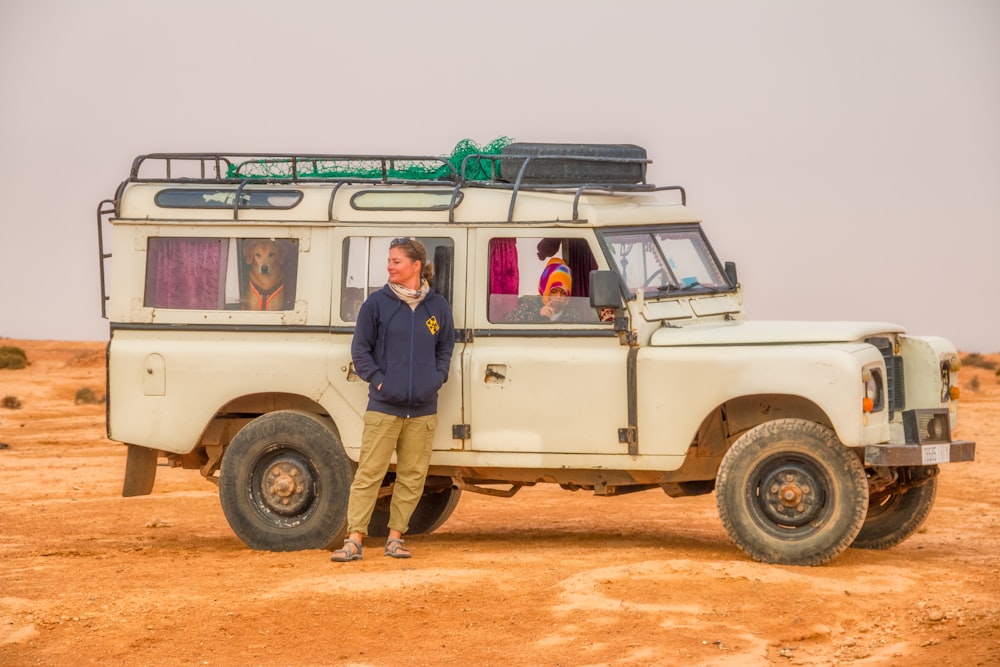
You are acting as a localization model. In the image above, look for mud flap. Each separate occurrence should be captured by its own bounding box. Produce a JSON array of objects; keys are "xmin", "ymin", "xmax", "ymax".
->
[{"xmin": 122, "ymin": 444, "xmax": 158, "ymax": 497}]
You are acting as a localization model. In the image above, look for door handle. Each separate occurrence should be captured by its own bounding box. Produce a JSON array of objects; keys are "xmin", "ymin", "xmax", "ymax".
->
[{"xmin": 484, "ymin": 365, "xmax": 507, "ymax": 384}]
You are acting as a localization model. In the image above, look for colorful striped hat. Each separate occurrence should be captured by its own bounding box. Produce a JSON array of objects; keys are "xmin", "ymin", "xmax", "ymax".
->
[{"xmin": 538, "ymin": 258, "xmax": 572, "ymax": 303}]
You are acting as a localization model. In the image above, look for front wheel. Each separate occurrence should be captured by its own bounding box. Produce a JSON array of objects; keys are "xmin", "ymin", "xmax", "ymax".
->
[
  {"xmin": 715, "ymin": 419, "xmax": 869, "ymax": 566},
  {"xmin": 219, "ymin": 410, "xmax": 352, "ymax": 551}
]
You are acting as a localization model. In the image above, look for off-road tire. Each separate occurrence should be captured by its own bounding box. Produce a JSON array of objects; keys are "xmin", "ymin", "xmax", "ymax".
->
[
  {"xmin": 716, "ymin": 418, "xmax": 869, "ymax": 566},
  {"xmin": 852, "ymin": 475, "xmax": 937, "ymax": 550},
  {"xmin": 367, "ymin": 476, "xmax": 462, "ymax": 537},
  {"xmin": 219, "ymin": 410, "xmax": 352, "ymax": 551}
]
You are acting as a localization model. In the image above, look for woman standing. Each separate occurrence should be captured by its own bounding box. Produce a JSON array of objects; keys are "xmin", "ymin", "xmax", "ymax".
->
[{"xmin": 331, "ymin": 237, "xmax": 455, "ymax": 561}]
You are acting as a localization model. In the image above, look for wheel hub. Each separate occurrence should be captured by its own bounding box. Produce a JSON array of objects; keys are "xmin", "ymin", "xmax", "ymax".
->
[
  {"xmin": 259, "ymin": 456, "xmax": 314, "ymax": 516},
  {"xmin": 758, "ymin": 463, "xmax": 825, "ymax": 527}
]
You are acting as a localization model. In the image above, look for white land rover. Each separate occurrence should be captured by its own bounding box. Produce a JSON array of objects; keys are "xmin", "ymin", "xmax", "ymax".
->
[{"xmin": 97, "ymin": 142, "xmax": 975, "ymax": 565}]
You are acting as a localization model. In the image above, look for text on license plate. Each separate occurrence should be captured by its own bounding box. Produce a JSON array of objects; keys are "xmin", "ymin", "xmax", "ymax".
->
[{"xmin": 921, "ymin": 444, "xmax": 951, "ymax": 465}]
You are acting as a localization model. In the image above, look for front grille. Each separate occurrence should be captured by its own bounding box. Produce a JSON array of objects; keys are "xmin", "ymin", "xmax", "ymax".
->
[
  {"xmin": 867, "ymin": 337, "xmax": 906, "ymax": 418},
  {"xmin": 902, "ymin": 409, "xmax": 950, "ymax": 444},
  {"xmin": 887, "ymin": 354, "xmax": 905, "ymax": 416}
]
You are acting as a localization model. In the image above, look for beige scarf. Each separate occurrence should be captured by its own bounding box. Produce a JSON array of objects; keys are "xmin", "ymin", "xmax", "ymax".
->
[{"xmin": 389, "ymin": 281, "xmax": 429, "ymax": 311}]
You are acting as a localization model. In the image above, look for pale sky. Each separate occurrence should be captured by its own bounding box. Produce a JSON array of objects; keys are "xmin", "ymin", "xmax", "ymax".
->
[{"xmin": 2, "ymin": 0, "xmax": 998, "ymax": 352}]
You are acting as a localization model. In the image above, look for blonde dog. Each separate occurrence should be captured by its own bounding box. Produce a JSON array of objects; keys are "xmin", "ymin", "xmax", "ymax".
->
[{"xmin": 243, "ymin": 239, "xmax": 288, "ymax": 310}]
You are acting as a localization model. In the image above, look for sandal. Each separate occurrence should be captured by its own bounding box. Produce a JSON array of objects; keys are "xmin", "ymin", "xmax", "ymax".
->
[
  {"xmin": 383, "ymin": 538, "xmax": 412, "ymax": 559},
  {"xmin": 330, "ymin": 538, "xmax": 363, "ymax": 562}
]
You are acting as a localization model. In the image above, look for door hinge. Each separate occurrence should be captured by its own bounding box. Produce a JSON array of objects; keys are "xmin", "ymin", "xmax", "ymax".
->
[
  {"xmin": 455, "ymin": 329, "xmax": 474, "ymax": 343},
  {"xmin": 452, "ymin": 424, "xmax": 471, "ymax": 439},
  {"xmin": 618, "ymin": 426, "xmax": 638, "ymax": 456}
]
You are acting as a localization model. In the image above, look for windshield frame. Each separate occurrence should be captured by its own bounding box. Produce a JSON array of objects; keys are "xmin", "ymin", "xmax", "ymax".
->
[{"xmin": 596, "ymin": 224, "xmax": 734, "ymax": 300}]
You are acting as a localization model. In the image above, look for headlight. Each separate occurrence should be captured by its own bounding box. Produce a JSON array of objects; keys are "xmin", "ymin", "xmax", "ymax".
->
[
  {"xmin": 941, "ymin": 359, "xmax": 960, "ymax": 401},
  {"xmin": 863, "ymin": 368, "xmax": 884, "ymax": 413}
]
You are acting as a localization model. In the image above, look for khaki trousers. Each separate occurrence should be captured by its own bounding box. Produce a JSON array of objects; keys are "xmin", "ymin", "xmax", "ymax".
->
[{"xmin": 346, "ymin": 411, "xmax": 437, "ymax": 536}]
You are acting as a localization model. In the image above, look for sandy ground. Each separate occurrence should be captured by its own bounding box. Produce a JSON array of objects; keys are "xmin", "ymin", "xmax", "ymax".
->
[{"xmin": 0, "ymin": 339, "xmax": 997, "ymax": 667}]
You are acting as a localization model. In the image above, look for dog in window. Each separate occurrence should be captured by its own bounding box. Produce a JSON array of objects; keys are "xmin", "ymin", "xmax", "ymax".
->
[{"xmin": 242, "ymin": 239, "xmax": 288, "ymax": 311}]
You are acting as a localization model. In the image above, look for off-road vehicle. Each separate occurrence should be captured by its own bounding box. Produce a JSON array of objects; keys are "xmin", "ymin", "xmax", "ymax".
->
[{"xmin": 97, "ymin": 141, "xmax": 975, "ymax": 565}]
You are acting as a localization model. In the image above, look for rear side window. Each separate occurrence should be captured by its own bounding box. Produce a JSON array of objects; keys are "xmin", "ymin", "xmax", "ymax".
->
[
  {"xmin": 144, "ymin": 237, "xmax": 299, "ymax": 310},
  {"xmin": 154, "ymin": 189, "xmax": 303, "ymax": 209},
  {"xmin": 340, "ymin": 236, "xmax": 455, "ymax": 321}
]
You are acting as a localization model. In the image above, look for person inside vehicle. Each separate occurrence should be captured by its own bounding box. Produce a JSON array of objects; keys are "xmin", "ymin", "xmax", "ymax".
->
[{"xmin": 504, "ymin": 258, "xmax": 579, "ymax": 323}]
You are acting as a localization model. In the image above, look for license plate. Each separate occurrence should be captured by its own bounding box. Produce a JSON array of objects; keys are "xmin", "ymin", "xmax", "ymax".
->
[{"xmin": 921, "ymin": 444, "xmax": 951, "ymax": 464}]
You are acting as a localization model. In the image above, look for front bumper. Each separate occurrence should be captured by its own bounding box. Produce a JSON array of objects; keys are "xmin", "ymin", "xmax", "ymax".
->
[{"xmin": 864, "ymin": 440, "xmax": 976, "ymax": 467}]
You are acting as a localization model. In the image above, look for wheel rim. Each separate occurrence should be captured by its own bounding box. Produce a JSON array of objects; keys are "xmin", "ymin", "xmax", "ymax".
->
[
  {"xmin": 749, "ymin": 456, "xmax": 829, "ymax": 531},
  {"xmin": 249, "ymin": 447, "xmax": 317, "ymax": 522}
]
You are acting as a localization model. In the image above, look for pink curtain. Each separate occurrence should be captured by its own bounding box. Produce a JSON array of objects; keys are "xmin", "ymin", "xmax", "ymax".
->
[
  {"xmin": 488, "ymin": 238, "xmax": 519, "ymax": 321},
  {"xmin": 489, "ymin": 238, "xmax": 519, "ymax": 294},
  {"xmin": 145, "ymin": 238, "xmax": 223, "ymax": 309}
]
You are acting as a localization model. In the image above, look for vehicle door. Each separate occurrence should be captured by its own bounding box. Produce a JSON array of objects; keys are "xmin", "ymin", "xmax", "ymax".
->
[
  {"xmin": 329, "ymin": 228, "xmax": 467, "ymax": 451},
  {"xmin": 465, "ymin": 229, "xmax": 628, "ymax": 455}
]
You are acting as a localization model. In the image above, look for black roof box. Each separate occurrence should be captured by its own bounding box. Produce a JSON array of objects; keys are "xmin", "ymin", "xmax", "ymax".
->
[{"xmin": 499, "ymin": 142, "xmax": 648, "ymax": 185}]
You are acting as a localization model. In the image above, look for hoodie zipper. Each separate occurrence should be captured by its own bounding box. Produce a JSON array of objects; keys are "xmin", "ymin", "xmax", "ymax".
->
[{"xmin": 406, "ymin": 305, "xmax": 415, "ymax": 418}]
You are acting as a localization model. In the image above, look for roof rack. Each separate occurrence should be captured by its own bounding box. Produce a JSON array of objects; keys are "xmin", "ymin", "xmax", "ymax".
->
[
  {"xmin": 452, "ymin": 148, "xmax": 661, "ymax": 221},
  {"xmin": 121, "ymin": 145, "xmax": 685, "ymax": 222},
  {"xmin": 128, "ymin": 153, "xmax": 458, "ymax": 185}
]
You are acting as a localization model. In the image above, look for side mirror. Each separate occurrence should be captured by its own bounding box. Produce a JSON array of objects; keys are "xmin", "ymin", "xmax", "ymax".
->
[
  {"xmin": 589, "ymin": 270, "xmax": 622, "ymax": 308},
  {"xmin": 724, "ymin": 261, "xmax": 738, "ymax": 287}
]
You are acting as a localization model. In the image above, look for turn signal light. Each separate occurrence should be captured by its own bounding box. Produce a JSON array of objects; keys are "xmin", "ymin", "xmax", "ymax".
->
[
  {"xmin": 863, "ymin": 397, "xmax": 874, "ymax": 413},
  {"xmin": 950, "ymin": 386, "xmax": 961, "ymax": 400}
]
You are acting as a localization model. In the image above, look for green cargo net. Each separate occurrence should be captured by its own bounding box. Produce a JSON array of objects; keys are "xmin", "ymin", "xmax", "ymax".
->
[{"xmin": 227, "ymin": 137, "xmax": 512, "ymax": 181}]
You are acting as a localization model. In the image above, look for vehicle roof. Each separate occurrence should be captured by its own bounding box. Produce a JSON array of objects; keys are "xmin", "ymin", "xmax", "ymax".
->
[
  {"xmin": 111, "ymin": 147, "xmax": 700, "ymax": 227},
  {"xmin": 116, "ymin": 181, "xmax": 701, "ymax": 227}
]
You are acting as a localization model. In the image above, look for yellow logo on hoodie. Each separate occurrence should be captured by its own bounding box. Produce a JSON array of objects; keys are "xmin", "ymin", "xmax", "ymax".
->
[{"xmin": 425, "ymin": 316, "xmax": 440, "ymax": 335}]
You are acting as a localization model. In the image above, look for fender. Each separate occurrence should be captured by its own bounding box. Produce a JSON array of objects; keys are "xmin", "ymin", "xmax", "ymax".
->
[{"xmin": 635, "ymin": 341, "xmax": 887, "ymax": 456}]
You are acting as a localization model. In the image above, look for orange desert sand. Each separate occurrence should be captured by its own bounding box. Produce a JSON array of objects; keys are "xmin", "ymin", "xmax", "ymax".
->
[{"xmin": 1, "ymin": 340, "xmax": 997, "ymax": 666}]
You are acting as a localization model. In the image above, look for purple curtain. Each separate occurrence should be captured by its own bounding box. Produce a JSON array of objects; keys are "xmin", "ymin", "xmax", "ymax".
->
[{"xmin": 145, "ymin": 238, "xmax": 223, "ymax": 309}]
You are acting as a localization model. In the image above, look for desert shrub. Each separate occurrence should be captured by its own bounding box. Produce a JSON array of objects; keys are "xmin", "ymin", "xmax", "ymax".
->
[
  {"xmin": 74, "ymin": 387, "xmax": 106, "ymax": 405},
  {"xmin": 962, "ymin": 352, "xmax": 997, "ymax": 370},
  {"xmin": 0, "ymin": 346, "xmax": 28, "ymax": 370},
  {"xmin": 969, "ymin": 376, "xmax": 981, "ymax": 392},
  {"xmin": 1, "ymin": 395, "xmax": 22, "ymax": 409}
]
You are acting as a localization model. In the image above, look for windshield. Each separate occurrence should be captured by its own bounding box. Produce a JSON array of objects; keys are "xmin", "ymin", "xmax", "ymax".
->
[{"xmin": 600, "ymin": 226, "xmax": 730, "ymax": 297}]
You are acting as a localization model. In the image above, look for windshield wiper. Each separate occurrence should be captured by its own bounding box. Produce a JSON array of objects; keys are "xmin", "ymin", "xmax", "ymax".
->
[{"xmin": 656, "ymin": 281, "xmax": 720, "ymax": 294}]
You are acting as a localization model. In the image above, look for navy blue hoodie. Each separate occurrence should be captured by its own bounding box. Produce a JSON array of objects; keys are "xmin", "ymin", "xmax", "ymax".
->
[{"xmin": 351, "ymin": 284, "xmax": 456, "ymax": 418}]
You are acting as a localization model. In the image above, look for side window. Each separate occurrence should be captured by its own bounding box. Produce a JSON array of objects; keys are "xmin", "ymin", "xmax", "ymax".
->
[
  {"xmin": 487, "ymin": 236, "xmax": 605, "ymax": 324},
  {"xmin": 340, "ymin": 236, "xmax": 454, "ymax": 322},
  {"xmin": 144, "ymin": 237, "xmax": 299, "ymax": 311}
]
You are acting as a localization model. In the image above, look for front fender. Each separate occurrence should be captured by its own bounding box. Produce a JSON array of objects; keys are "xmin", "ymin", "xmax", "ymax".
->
[{"xmin": 636, "ymin": 342, "xmax": 886, "ymax": 456}]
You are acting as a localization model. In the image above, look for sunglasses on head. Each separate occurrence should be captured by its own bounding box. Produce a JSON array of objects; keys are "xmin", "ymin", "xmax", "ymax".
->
[{"xmin": 390, "ymin": 237, "xmax": 413, "ymax": 248}]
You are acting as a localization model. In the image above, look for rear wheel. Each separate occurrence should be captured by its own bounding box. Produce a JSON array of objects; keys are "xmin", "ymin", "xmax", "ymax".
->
[
  {"xmin": 716, "ymin": 419, "xmax": 869, "ymax": 566},
  {"xmin": 219, "ymin": 410, "xmax": 352, "ymax": 551},
  {"xmin": 367, "ymin": 475, "xmax": 462, "ymax": 537},
  {"xmin": 852, "ymin": 474, "xmax": 937, "ymax": 549}
]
